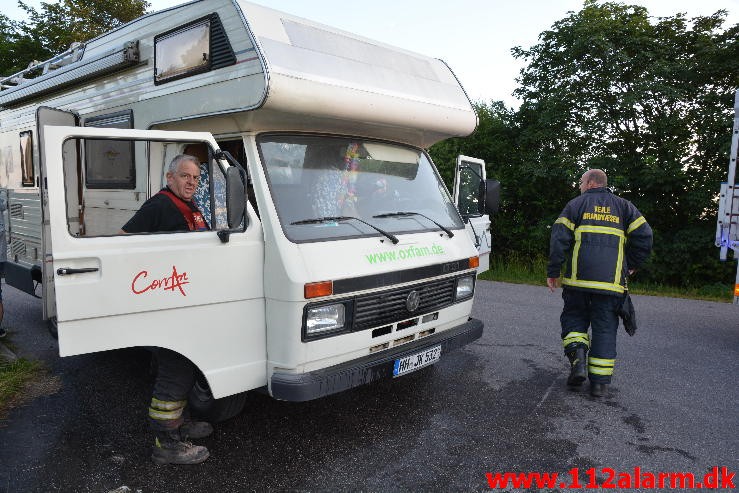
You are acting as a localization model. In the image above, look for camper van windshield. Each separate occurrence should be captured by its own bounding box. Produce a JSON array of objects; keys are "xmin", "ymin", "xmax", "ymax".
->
[{"xmin": 258, "ymin": 135, "xmax": 464, "ymax": 243}]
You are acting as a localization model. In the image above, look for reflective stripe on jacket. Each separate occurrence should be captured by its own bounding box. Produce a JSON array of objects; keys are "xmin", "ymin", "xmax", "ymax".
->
[{"xmin": 547, "ymin": 188, "xmax": 653, "ymax": 296}]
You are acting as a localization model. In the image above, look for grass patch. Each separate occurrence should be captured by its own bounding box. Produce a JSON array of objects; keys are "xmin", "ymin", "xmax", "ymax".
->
[
  {"xmin": 478, "ymin": 253, "xmax": 733, "ymax": 303},
  {"xmin": 0, "ymin": 358, "xmax": 43, "ymax": 412},
  {"xmin": 627, "ymin": 282, "xmax": 733, "ymax": 302},
  {"xmin": 478, "ymin": 252, "xmax": 547, "ymax": 285}
]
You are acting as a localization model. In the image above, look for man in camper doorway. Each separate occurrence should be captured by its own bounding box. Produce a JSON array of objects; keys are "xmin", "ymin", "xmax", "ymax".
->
[
  {"xmin": 547, "ymin": 169, "xmax": 652, "ymax": 397},
  {"xmin": 121, "ymin": 154, "xmax": 211, "ymax": 465}
]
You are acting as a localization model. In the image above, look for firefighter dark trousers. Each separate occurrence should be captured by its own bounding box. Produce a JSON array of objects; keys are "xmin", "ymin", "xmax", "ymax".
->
[
  {"xmin": 148, "ymin": 348, "xmax": 196, "ymax": 432},
  {"xmin": 560, "ymin": 288, "xmax": 621, "ymax": 384}
]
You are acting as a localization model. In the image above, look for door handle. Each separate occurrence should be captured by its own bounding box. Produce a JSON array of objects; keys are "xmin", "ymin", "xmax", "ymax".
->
[{"xmin": 56, "ymin": 267, "xmax": 99, "ymax": 276}]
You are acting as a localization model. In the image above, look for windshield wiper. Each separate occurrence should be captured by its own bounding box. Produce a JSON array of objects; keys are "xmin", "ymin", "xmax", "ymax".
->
[
  {"xmin": 373, "ymin": 211, "xmax": 455, "ymax": 238},
  {"xmin": 290, "ymin": 216, "xmax": 399, "ymax": 244}
]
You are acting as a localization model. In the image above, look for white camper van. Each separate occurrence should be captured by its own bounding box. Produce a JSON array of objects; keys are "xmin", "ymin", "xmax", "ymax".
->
[
  {"xmin": 716, "ymin": 89, "xmax": 739, "ymax": 304},
  {"xmin": 0, "ymin": 0, "xmax": 497, "ymax": 420}
]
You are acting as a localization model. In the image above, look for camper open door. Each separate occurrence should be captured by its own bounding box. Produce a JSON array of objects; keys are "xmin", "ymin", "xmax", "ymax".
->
[
  {"xmin": 36, "ymin": 107, "xmax": 80, "ymax": 332},
  {"xmin": 453, "ymin": 155, "xmax": 498, "ymax": 273},
  {"xmin": 40, "ymin": 125, "xmax": 267, "ymax": 400}
]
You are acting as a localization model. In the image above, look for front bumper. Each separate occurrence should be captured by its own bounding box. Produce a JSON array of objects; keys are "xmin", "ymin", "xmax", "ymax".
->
[{"xmin": 270, "ymin": 317, "xmax": 483, "ymax": 402}]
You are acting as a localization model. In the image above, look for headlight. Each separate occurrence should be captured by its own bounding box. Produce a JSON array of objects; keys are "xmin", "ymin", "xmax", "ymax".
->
[
  {"xmin": 305, "ymin": 303, "xmax": 346, "ymax": 336},
  {"xmin": 456, "ymin": 275, "xmax": 475, "ymax": 300}
]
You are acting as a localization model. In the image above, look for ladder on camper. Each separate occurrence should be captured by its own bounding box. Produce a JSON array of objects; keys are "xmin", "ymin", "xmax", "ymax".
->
[
  {"xmin": 0, "ymin": 40, "xmax": 138, "ymax": 108},
  {"xmin": 0, "ymin": 42, "xmax": 85, "ymax": 91},
  {"xmin": 716, "ymin": 89, "xmax": 739, "ymax": 304}
]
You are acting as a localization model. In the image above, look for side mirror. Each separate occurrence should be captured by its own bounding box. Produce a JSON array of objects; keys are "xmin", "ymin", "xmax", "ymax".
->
[
  {"xmin": 226, "ymin": 166, "xmax": 246, "ymax": 229},
  {"xmin": 485, "ymin": 179, "xmax": 500, "ymax": 215}
]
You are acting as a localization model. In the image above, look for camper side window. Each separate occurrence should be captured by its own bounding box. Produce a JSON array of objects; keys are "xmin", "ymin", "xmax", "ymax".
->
[
  {"xmin": 155, "ymin": 19, "xmax": 211, "ymax": 84},
  {"xmin": 84, "ymin": 111, "xmax": 135, "ymax": 189},
  {"xmin": 19, "ymin": 131, "xmax": 34, "ymax": 187},
  {"xmin": 153, "ymin": 13, "xmax": 236, "ymax": 86}
]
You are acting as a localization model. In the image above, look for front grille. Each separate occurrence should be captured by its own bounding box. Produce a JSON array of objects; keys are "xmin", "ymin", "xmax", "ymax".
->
[{"xmin": 353, "ymin": 277, "xmax": 457, "ymax": 331}]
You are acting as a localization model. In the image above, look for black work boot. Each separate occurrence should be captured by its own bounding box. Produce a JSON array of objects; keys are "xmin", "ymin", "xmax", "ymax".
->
[
  {"xmin": 179, "ymin": 420, "xmax": 213, "ymax": 440},
  {"xmin": 565, "ymin": 345, "xmax": 587, "ymax": 387},
  {"xmin": 151, "ymin": 431, "xmax": 210, "ymax": 465},
  {"xmin": 590, "ymin": 382, "xmax": 607, "ymax": 397}
]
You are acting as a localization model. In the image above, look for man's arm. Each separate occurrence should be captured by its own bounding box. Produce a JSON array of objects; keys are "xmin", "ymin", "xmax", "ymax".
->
[
  {"xmin": 624, "ymin": 204, "xmax": 653, "ymax": 271},
  {"xmin": 547, "ymin": 208, "xmax": 575, "ymax": 292}
]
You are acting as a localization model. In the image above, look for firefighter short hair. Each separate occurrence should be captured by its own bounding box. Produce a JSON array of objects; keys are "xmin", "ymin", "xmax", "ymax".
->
[{"xmin": 585, "ymin": 169, "xmax": 607, "ymax": 187}]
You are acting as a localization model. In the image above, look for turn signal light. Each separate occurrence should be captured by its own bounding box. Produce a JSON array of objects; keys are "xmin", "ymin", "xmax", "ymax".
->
[
  {"xmin": 734, "ymin": 284, "xmax": 739, "ymax": 297},
  {"xmin": 469, "ymin": 256, "xmax": 480, "ymax": 269},
  {"xmin": 304, "ymin": 280, "xmax": 333, "ymax": 299}
]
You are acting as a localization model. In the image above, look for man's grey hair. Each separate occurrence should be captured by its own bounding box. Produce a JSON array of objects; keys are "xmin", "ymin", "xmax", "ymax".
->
[{"xmin": 168, "ymin": 154, "xmax": 200, "ymax": 174}]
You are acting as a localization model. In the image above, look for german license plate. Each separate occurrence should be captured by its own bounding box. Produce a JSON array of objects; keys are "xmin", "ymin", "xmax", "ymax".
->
[{"xmin": 393, "ymin": 345, "xmax": 442, "ymax": 377}]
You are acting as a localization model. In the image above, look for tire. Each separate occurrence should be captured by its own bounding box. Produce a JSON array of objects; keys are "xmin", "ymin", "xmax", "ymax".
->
[
  {"xmin": 47, "ymin": 317, "xmax": 58, "ymax": 339},
  {"xmin": 188, "ymin": 379, "xmax": 247, "ymax": 423}
]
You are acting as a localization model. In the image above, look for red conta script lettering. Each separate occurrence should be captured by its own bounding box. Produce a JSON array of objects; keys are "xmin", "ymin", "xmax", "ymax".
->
[{"xmin": 131, "ymin": 265, "xmax": 189, "ymax": 296}]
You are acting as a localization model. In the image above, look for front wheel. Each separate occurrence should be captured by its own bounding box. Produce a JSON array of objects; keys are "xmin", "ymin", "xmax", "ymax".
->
[
  {"xmin": 188, "ymin": 379, "xmax": 247, "ymax": 423},
  {"xmin": 47, "ymin": 317, "xmax": 58, "ymax": 339}
]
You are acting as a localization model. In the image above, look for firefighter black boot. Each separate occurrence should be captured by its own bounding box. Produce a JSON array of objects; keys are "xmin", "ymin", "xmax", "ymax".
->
[
  {"xmin": 179, "ymin": 420, "xmax": 213, "ymax": 440},
  {"xmin": 151, "ymin": 430, "xmax": 210, "ymax": 465},
  {"xmin": 565, "ymin": 345, "xmax": 587, "ymax": 387},
  {"xmin": 590, "ymin": 382, "xmax": 607, "ymax": 397}
]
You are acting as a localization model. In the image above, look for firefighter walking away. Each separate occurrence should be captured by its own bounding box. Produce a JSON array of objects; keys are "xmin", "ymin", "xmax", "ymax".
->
[{"xmin": 547, "ymin": 169, "xmax": 653, "ymax": 397}]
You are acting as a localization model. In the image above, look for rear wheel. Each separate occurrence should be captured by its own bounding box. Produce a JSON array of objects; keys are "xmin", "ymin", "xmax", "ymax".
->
[{"xmin": 188, "ymin": 378, "xmax": 247, "ymax": 423}]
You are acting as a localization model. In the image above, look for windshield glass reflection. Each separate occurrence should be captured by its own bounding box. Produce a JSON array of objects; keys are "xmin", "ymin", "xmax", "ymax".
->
[{"xmin": 258, "ymin": 134, "xmax": 463, "ymax": 242}]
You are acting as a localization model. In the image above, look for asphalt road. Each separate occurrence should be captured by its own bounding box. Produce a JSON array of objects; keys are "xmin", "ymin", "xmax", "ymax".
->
[{"xmin": 0, "ymin": 280, "xmax": 737, "ymax": 492}]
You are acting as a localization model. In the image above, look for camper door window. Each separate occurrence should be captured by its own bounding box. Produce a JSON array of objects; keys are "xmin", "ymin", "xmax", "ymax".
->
[
  {"xmin": 55, "ymin": 138, "xmax": 234, "ymax": 237},
  {"xmin": 19, "ymin": 131, "xmax": 34, "ymax": 187},
  {"xmin": 457, "ymin": 161, "xmax": 484, "ymax": 217},
  {"xmin": 258, "ymin": 134, "xmax": 464, "ymax": 243}
]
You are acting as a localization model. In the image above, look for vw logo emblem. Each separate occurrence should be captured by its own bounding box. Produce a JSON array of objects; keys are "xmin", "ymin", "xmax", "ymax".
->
[{"xmin": 406, "ymin": 290, "xmax": 420, "ymax": 312}]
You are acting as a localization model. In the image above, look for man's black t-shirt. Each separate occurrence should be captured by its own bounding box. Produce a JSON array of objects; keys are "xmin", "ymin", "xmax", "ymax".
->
[{"xmin": 122, "ymin": 187, "xmax": 205, "ymax": 233}]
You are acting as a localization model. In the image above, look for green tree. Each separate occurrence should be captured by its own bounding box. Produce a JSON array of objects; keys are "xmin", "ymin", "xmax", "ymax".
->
[
  {"xmin": 1, "ymin": 0, "xmax": 148, "ymax": 76},
  {"xmin": 430, "ymin": 101, "xmax": 517, "ymax": 188},
  {"xmin": 0, "ymin": 13, "xmax": 46, "ymax": 76},
  {"xmin": 430, "ymin": 101, "xmax": 567, "ymax": 255},
  {"xmin": 430, "ymin": 101, "xmax": 527, "ymax": 253},
  {"xmin": 510, "ymin": 1, "xmax": 739, "ymax": 286}
]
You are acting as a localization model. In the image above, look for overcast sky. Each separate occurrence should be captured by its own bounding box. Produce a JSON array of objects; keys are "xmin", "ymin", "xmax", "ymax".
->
[{"xmin": 7, "ymin": 0, "xmax": 739, "ymax": 107}]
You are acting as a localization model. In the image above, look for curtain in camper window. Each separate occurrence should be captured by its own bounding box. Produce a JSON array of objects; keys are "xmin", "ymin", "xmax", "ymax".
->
[
  {"xmin": 19, "ymin": 131, "xmax": 34, "ymax": 187},
  {"xmin": 192, "ymin": 162, "xmax": 227, "ymax": 230},
  {"xmin": 84, "ymin": 111, "xmax": 135, "ymax": 189}
]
